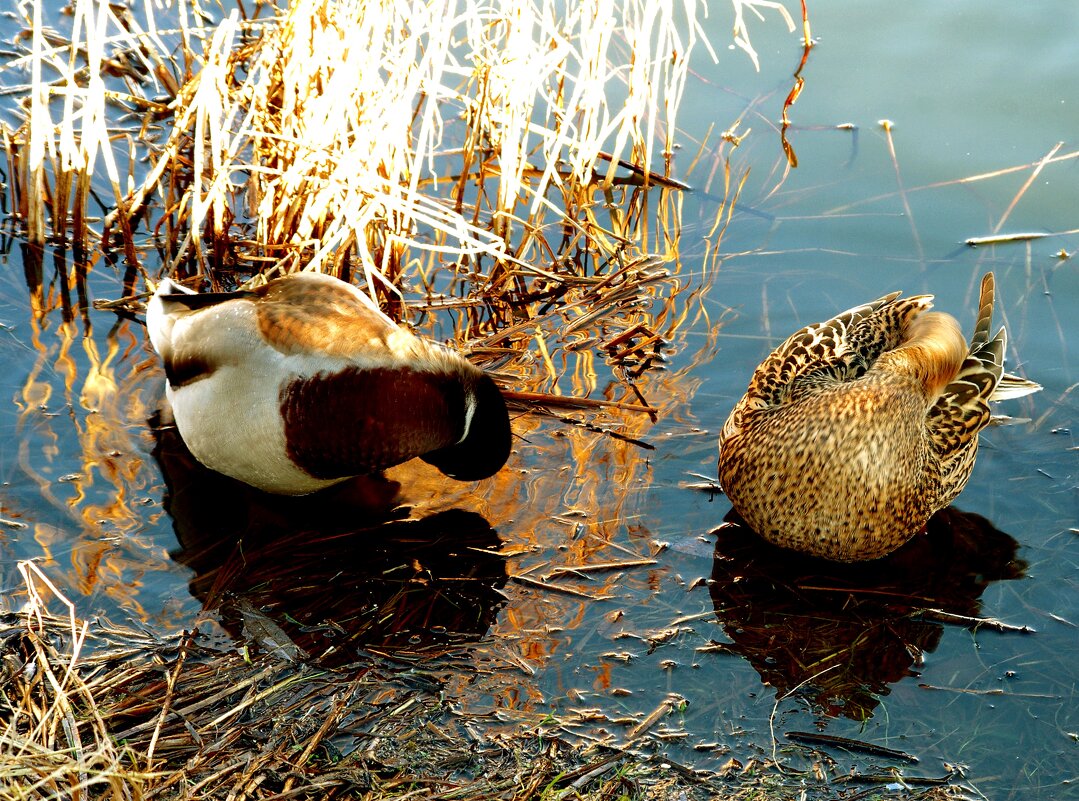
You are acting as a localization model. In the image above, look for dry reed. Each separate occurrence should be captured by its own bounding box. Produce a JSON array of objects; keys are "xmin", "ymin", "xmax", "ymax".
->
[
  {"xmin": 1, "ymin": 562, "xmax": 977, "ymax": 800},
  {"xmin": 0, "ymin": 0, "xmax": 787, "ymax": 414},
  {"xmin": 0, "ymin": 2, "xmax": 806, "ymax": 798}
]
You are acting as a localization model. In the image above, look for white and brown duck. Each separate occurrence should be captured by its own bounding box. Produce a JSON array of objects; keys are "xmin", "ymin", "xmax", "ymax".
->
[{"xmin": 147, "ymin": 271, "xmax": 511, "ymax": 495}]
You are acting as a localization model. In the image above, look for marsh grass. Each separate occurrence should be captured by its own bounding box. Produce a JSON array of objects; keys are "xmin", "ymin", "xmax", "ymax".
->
[
  {"xmin": 0, "ymin": 0, "xmax": 801, "ymax": 417},
  {"xmin": 0, "ymin": 1, "xmax": 810, "ymax": 798},
  {"xmin": 1, "ymin": 563, "xmax": 155, "ymax": 800},
  {"xmin": 1, "ymin": 563, "xmax": 980, "ymax": 800}
]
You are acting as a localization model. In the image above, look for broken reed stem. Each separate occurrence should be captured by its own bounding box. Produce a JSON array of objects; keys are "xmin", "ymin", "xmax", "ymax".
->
[
  {"xmin": 626, "ymin": 693, "xmax": 684, "ymax": 741},
  {"xmin": 502, "ymin": 390, "xmax": 654, "ymax": 415},
  {"xmin": 992, "ymin": 141, "xmax": 1063, "ymax": 235},
  {"xmin": 879, "ymin": 119, "xmax": 924, "ymax": 266},
  {"xmin": 825, "ymin": 148, "xmax": 1079, "ymax": 216}
]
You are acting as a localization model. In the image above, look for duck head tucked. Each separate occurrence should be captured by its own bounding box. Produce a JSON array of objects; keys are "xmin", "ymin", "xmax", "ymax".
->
[
  {"xmin": 718, "ymin": 272, "xmax": 1040, "ymax": 562},
  {"xmin": 147, "ymin": 271, "xmax": 512, "ymax": 495}
]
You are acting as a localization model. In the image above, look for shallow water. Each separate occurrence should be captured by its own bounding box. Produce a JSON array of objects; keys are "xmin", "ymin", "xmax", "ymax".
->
[{"xmin": 2, "ymin": 1, "xmax": 1078, "ymax": 797}]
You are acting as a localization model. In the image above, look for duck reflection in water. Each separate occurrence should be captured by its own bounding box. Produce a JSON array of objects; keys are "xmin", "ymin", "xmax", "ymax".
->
[
  {"xmin": 708, "ymin": 507, "xmax": 1027, "ymax": 721},
  {"xmin": 152, "ymin": 413, "xmax": 508, "ymax": 667}
]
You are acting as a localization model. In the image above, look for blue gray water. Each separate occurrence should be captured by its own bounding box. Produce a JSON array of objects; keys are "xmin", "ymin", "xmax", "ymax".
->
[{"xmin": 0, "ymin": 1, "xmax": 1076, "ymax": 796}]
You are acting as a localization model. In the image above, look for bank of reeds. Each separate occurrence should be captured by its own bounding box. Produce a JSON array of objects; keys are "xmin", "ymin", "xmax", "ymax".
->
[
  {"xmin": 0, "ymin": 1, "xmax": 787, "ymax": 798},
  {"xmin": 0, "ymin": 0, "xmax": 793, "ymax": 409},
  {"xmin": 7, "ymin": 0, "xmax": 715, "ymax": 267},
  {"xmin": 3, "ymin": 563, "xmax": 979, "ymax": 800}
]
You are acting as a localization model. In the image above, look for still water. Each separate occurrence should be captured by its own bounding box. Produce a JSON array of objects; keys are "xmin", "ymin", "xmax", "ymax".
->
[{"xmin": 1, "ymin": 0, "xmax": 1077, "ymax": 797}]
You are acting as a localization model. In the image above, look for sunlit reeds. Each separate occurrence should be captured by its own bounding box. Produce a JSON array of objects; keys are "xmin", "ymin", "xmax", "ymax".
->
[
  {"xmin": 0, "ymin": 0, "xmax": 779, "ymax": 443},
  {"xmin": 0, "ymin": 2, "xmax": 788, "ymax": 798}
]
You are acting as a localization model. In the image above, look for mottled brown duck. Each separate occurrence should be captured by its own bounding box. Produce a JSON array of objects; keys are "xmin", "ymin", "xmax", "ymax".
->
[
  {"xmin": 718, "ymin": 272, "xmax": 1039, "ymax": 561},
  {"xmin": 147, "ymin": 271, "xmax": 511, "ymax": 495}
]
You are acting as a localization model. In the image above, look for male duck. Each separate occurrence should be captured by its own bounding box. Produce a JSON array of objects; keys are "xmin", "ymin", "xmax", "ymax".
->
[
  {"xmin": 718, "ymin": 272, "xmax": 1039, "ymax": 562},
  {"xmin": 147, "ymin": 271, "xmax": 511, "ymax": 495}
]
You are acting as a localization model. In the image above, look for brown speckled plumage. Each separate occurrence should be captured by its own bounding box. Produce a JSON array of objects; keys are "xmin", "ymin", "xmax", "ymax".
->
[{"xmin": 718, "ymin": 273, "xmax": 1039, "ymax": 561}]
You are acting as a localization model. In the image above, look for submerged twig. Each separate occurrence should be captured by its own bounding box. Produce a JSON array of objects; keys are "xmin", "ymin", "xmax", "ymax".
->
[
  {"xmin": 915, "ymin": 608, "xmax": 1035, "ymax": 633},
  {"xmin": 510, "ymin": 574, "xmax": 609, "ymax": 600},
  {"xmin": 502, "ymin": 390, "xmax": 654, "ymax": 416},
  {"xmin": 786, "ymin": 731, "xmax": 919, "ymax": 763},
  {"xmin": 965, "ymin": 231, "xmax": 1052, "ymax": 246},
  {"xmin": 626, "ymin": 693, "xmax": 686, "ymax": 741},
  {"xmin": 544, "ymin": 559, "xmax": 657, "ymax": 580}
]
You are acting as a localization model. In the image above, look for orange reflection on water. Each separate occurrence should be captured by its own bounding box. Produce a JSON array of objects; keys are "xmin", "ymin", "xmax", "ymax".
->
[
  {"xmin": 7, "ymin": 227, "xmax": 718, "ymax": 702},
  {"xmin": 9, "ymin": 249, "xmax": 178, "ymax": 624},
  {"xmin": 590, "ymin": 660, "xmax": 613, "ymax": 693}
]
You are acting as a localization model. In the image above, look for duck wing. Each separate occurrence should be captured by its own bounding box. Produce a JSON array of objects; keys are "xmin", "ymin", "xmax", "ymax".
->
[
  {"xmin": 926, "ymin": 272, "xmax": 1040, "ymax": 459},
  {"xmin": 149, "ymin": 272, "xmax": 408, "ymax": 387},
  {"xmin": 920, "ymin": 273, "xmax": 1006, "ymax": 504},
  {"xmin": 743, "ymin": 290, "xmax": 932, "ymax": 410},
  {"xmin": 248, "ymin": 272, "xmax": 402, "ymax": 361}
]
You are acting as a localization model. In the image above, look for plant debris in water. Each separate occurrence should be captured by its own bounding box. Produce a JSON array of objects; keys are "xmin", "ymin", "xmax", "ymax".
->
[
  {"xmin": 1, "ymin": 568, "xmax": 983, "ymax": 800},
  {"xmin": 0, "ymin": 0, "xmax": 1036, "ymax": 798}
]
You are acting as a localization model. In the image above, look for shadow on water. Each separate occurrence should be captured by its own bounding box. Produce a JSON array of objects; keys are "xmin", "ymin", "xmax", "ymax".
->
[
  {"xmin": 152, "ymin": 413, "xmax": 508, "ymax": 667},
  {"xmin": 708, "ymin": 507, "xmax": 1028, "ymax": 721}
]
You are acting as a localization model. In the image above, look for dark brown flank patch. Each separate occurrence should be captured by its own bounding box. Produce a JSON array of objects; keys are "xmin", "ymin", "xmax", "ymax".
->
[
  {"xmin": 164, "ymin": 352, "xmax": 215, "ymax": 388},
  {"xmin": 279, "ymin": 366, "xmax": 466, "ymax": 480}
]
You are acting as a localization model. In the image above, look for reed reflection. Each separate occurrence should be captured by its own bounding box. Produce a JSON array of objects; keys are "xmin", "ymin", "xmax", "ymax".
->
[
  {"xmin": 2, "ymin": 242, "xmax": 166, "ymax": 619},
  {"xmin": 153, "ymin": 415, "xmax": 508, "ymax": 667},
  {"xmin": 708, "ymin": 507, "xmax": 1027, "ymax": 721}
]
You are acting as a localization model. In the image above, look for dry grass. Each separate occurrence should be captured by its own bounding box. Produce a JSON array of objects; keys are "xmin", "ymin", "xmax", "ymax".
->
[
  {"xmin": 0, "ymin": 0, "xmax": 782, "ymax": 413},
  {"xmin": 0, "ymin": 2, "xmax": 791, "ymax": 799},
  {"xmin": 1, "ymin": 563, "xmax": 981, "ymax": 801},
  {"xmin": 1, "ymin": 563, "xmax": 155, "ymax": 800}
]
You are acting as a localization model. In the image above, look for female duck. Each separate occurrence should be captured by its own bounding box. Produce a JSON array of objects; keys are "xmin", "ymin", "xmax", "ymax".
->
[
  {"xmin": 147, "ymin": 271, "xmax": 511, "ymax": 495},
  {"xmin": 718, "ymin": 273, "xmax": 1039, "ymax": 561}
]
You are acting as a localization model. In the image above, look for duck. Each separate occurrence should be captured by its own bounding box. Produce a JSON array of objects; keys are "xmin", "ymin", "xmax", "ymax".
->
[
  {"xmin": 717, "ymin": 272, "xmax": 1040, "ymax": 562},
  {"xmin": 146, "ymin": 271, "xmax": 512, "ymax": 495}
]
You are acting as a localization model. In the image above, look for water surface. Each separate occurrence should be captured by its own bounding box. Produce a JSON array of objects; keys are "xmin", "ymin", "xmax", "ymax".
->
[{"xmin": 1, "ymin": 1, "xmax": 1077, "ymax": 797}]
